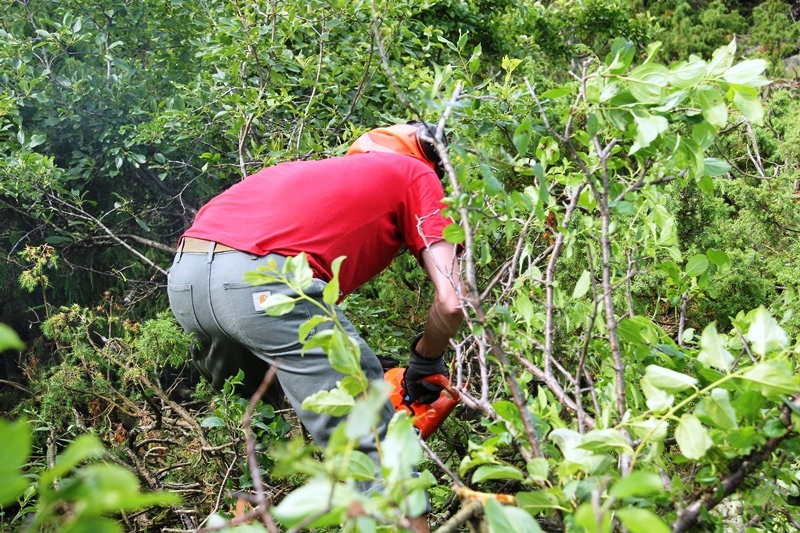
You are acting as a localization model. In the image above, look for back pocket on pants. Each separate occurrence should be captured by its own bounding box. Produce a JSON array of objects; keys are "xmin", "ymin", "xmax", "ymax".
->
[{"xmin": 167, "ymin": 282, "xmax": 210, "ymax": 343}]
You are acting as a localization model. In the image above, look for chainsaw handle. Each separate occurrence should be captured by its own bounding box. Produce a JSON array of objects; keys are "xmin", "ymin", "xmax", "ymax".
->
[{"xmin": 420, "ymin": 373, "xmax": 460, "ymax": 401}]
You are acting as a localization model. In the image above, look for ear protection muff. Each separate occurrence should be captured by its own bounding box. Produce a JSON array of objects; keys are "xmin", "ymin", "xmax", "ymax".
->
[
  {"xmin": 409, "ymin": 121, "xmax": 448, "ymax": 179},
  {"xmin": 346, "ymin": 122, "xmax": 448, "ymax": 179}
]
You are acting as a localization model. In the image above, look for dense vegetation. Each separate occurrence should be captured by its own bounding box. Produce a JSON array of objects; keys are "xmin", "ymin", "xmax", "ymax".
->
[{"xmin": 1, "ymin": 0, "xmax": 800, "ymax": 531}]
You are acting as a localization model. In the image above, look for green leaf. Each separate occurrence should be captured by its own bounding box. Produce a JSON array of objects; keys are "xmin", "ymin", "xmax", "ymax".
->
[
  {"xmin": 516, "ymin": 491, "xmax": 567, "ymax": 512},
  {"xmin": 741, "ymin": 360, "xmax": 798, "ymax": 397},
  {"xmin": 526, "ymin": 457, "xmax": 549, "ymax": 481},
  {"xmin": 302, "ymin": 329, "xmax": 333, "ymax": 354},
  {"xmin": 200, "ymin": 416, "xmax": 225, "ymax": 428},
  {"xmin": 513, "ymin": 118, "xmax": 533, "ymax": 156},
  {"xmin": 0, "ymin": 473, "xmax": 27, "ymax": 508},
  {"xmin": 57, "ymin": 464, "xmax": 179, "ymax": 514},
  {"xmin": 668, "ymin": 57, "xmax": 707, "ymax": 88},
  {"xmin": 135, "ymin": 216, "xmax": 151, "ymax": 232},
  {"xmin": 745, "ymin": 306, "xmax": 790, "ymax": 355},
  {"xmin": 67, "ymin": 517, "xmax": 122, "ymax": 533},
  {"xmin": 692, "ymin": 121, "xmax": 717, "ymax": 149},
  {"xmin": 599, "ymin": 81, "xmax": 622, "ymax": 102},
  {"xmin": 572, "ymin": 270, "xmax": 591, "ymax": 299},
  {"xmin": 472, "ymin": 464, "xmax": 525, "ymax": 483},
  {"xmin": 707, "ymin": 40, "xmax": 736, "ymax": 77},
  {"xmin": 340, "ymin": 375, "xmax": 367, "ymax": 397},
  {"xmin": 645, "ymin": 365, "xmax": 697, "ymax": 394},
  {"xmin": 261, "ymin": 293, "xmax": 296, "ymax": 316},
  {"xmin": 468, "ymin": 44, "xmax": 482, "ymax": 74},
  {"xmin": 540, "ymin": 86, "xmax": 572, "ymax": 99},
  {"xmin": 675, "ymin": 414, "xmax": 712, "ymax": 460},
  {"xmin": 732, "ymin": 86, "xmax": 764, "ymax": 124},
  {"xmin": 29, "ymin": 133, "xmax": 46, "ymax": 148},
  {"xmin": 243, "ymin": 269, "xmax": 279, "ymax": 286},
  {"xmin": 578, "ymin": 429, "xmax": 633, "ymax": 455},
  {"xmin": 631, "ymin": 110, "xmax": 668, "ymax": 152},
  {"xmin": 502, "ymin": 55, "xmax": 522, "ymax": 75},
  {"xmin": 722, "ymin": 59, "xmax": 769, "ymax": 86},
  {"xmin": 727, "ymin": 426, "xmax": 765, "ymax": 453},
  {"xmin": 697, "ymin": 388, "xmax": 738, "ymax": 430},
  {"xmin": 655, "ymin": 89, "xmax": 689, "ymax": 112},
  {"xmin": 457, "ymin": 32, "xmax": 468, "ymax": 51},
  {"xmin": 328, "ymin": 330, "xmax": 361, "ymax": 376},
  {"xmin": 322, "ymin": 256, "xmax": 345, "ymax": 305},
  {"xmin": 628, "ymin": 417, "xmax": 668, "ymax": 442},
  {"xmin": 704, "ymin": 158, "xmax": 731, "ymax": 177},
  {"xmin": 617, "ymin": 317, "xmax": 648, "ymax": 344},
  {"xmin": 610, "ymin": 471, "xmax": 663, "ymax": 499},
  {"xmin": 605, "ymin": 38, "xmax": 635, "ymax": 73},
  {"xmin": 0, "ymin": 419, "xmax": 31, "ymax": 505},
  {"xmin": 706, "ymin": 248, "xmax": 730, "ymax": 269},
  {"xmin": 763, "ymin": 418, "xmax": 787, "ymax": 438},
  {"xmin": 549, "ymin": 428, "xmax": 613, "ymax": 474},
  {"xmin": 346, "ymin": 381, "xmax": 389, "ymax": 441},
  {"xmin": 484, "ymin": 173, "xmax": 504, "ymax": 195},
  {"xmin": 331, "ymin": 450, "xmax": 375, "ymax": 481},
  {"xmin": 615, "ymin": 507, "xmax": 670, "ymax": 533},
  {"xmin": 587, "ymin": 113, "xmax": 599, "ymax": 138},
  {"xmin": 301, "ymin": 388, "xmax": 355, "ymax": 416},
  {"xmin": 644, "ymin": 41, "xmax": 663, "ymax": 62},
  {"xmin": 698, "ymin": 322, "xmax": 733, "ymax": 372},
  {"xmin": 613, "ymin": 201, "xmax": 635, "ymax": 215},
  {"xmin": 696, "ymin": 86, "xmax": 727, "ymax": 128},
  {"xmin": 0, "ymin": 324, "xmax": 24, "ymax": 352},
  {"xmin": 443, "ymin": 223, "xmax": 466, "ymax": 244},
  {"xmin": 677, "ymin": 138, "xmax": 705, "ymax": 178},
  {"xmin": 641, "ymin": 376, "xmax": 675, "ymax": 412},
  {"xmin": 485, "ymin": 497, "xmax": 542, "ymax": 533},
  {"xmin": 514, "ymin": 293, "xmax": 535, "ymax": 322},
  {"xmin": 685, "ymin": 254, "xmax": 709, "ymax": 277},
  {"xmin": 44, "ymin": 434, "xmax": 105, "ymax": 484},
  {"xmin": 272, "ymin": 478, "xmax": 352, "ymax": 528},
  {"xmin": 286, "ymin": 253, "xmax": 313, "ymax": 291},
  {"xmin": 575, "ymin": 502, "xmax": 611, "ymax": 533},
  {"xmin": 381, "ymin": 413, "xmax": 421, "ymax": 482},
  {"xmin": 298, "ymin": 315, "xmax": 329, "ymax": 343},
  {"xmin": 626, "ymin": 63, "xmax": 669, "ymax": 103},
  {"xmin": 698, "ymin": 175, "xmax": 714, "ymax": 194}
]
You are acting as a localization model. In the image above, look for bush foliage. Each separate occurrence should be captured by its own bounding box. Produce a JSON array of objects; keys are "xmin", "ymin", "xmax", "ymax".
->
[{"xmin": 1, "ymin": 0, "xmax": 800, "ymax": 531}]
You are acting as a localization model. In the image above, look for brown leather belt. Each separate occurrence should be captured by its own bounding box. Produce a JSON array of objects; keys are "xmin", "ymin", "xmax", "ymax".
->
[{"xmin": 180, "ymin": 237, "xmax": 238, "ymax": 254}]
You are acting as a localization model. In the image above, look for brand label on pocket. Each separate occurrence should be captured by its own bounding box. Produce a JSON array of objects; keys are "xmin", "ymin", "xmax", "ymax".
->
[{"xmin": 252, "ymin": 291, "xmax": 272, "ymax": 312}]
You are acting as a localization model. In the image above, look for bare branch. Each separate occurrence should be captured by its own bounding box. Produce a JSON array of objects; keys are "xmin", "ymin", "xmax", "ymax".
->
[
  {"xmin": 672, "ymin": 394, "xmax": 800, "ymax": 533},
  {"xmin": 434, "ymin": 500, "xmax": 483, "ymax": 533},
  {"xmin": 45, "ymin": 193, "xmax": 168, "ymax": 276},
  {"xmin": 243, "ymin": 367, "xmax": 281, "ymax": 533}
]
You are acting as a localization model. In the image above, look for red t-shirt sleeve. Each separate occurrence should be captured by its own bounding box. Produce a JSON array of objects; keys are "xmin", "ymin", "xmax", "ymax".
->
[{"xmin": 399, "ymin": 171, "xmax": 453, "ymax": 259}]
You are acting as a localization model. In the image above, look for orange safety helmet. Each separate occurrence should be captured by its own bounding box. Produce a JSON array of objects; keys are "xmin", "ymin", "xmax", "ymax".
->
[{"xmin": 346, "ymin": 122, "xmax": 447, "ymax": 179}]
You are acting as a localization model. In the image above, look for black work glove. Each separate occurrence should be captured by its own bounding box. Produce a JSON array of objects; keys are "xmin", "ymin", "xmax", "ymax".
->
[
  {"xmin": 376, "ymin": 355, "xmax": 400, "ymax": 372},
  {"xmin": 403, "ymin": 335, "xmax": 449, "ymax": 404}
]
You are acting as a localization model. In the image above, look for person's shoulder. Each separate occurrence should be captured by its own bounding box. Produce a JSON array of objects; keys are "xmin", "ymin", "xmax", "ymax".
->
[{"xmin": 349, "ymin": 152, "xmax": 434, "ymax": 176}]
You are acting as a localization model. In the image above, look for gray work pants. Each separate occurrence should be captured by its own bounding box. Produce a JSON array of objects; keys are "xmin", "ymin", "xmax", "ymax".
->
[{"xmin": 167, "ymin": 247, "xmax": 395, "ymax": 465}]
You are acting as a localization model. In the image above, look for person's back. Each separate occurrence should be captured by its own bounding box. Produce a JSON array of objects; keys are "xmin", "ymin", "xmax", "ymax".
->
[{"xmin": 182, "ymin": 152, "xmax": 449, "ymax": 295}]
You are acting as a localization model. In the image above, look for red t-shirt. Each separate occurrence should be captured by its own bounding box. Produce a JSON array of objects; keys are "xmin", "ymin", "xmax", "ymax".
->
[{"xmin": 182, "ymin": 152, "xmax": 452, "ymax": 296}]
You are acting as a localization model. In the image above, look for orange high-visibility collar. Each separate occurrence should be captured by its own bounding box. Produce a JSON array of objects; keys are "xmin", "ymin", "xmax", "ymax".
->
[{"xmin": 345, "ymin": 124, "xmax": 436, "ymax": 173}]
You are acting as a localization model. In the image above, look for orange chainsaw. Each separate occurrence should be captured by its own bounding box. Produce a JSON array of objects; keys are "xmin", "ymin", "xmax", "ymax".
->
[{"xmin": 384, "ymin": 367, "xmax": 461, "ymax": 440}]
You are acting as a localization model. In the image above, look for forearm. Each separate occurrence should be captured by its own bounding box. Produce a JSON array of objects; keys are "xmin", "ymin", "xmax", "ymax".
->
[{"xmin": 415, "ymin": 297, "xmax": 463, "ymax": 358}]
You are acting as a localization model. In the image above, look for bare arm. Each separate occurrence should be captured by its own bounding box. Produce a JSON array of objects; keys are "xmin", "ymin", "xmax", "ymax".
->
[{"xmin": 414, "ymin": 240, "xmax": 463, "ymax": 359}]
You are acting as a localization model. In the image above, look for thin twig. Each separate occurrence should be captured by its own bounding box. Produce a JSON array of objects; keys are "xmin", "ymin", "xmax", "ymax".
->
[
  {"xmin": 0, "ymin": 378, "xmax": 33, "ymax": 395},
  {"xmin": 243, "ymin": 367, "xmax": 281, "ymax": 533},
  {"xmin": 434, "ymin": 501, "xmax": 483, "ymax": 533}
]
